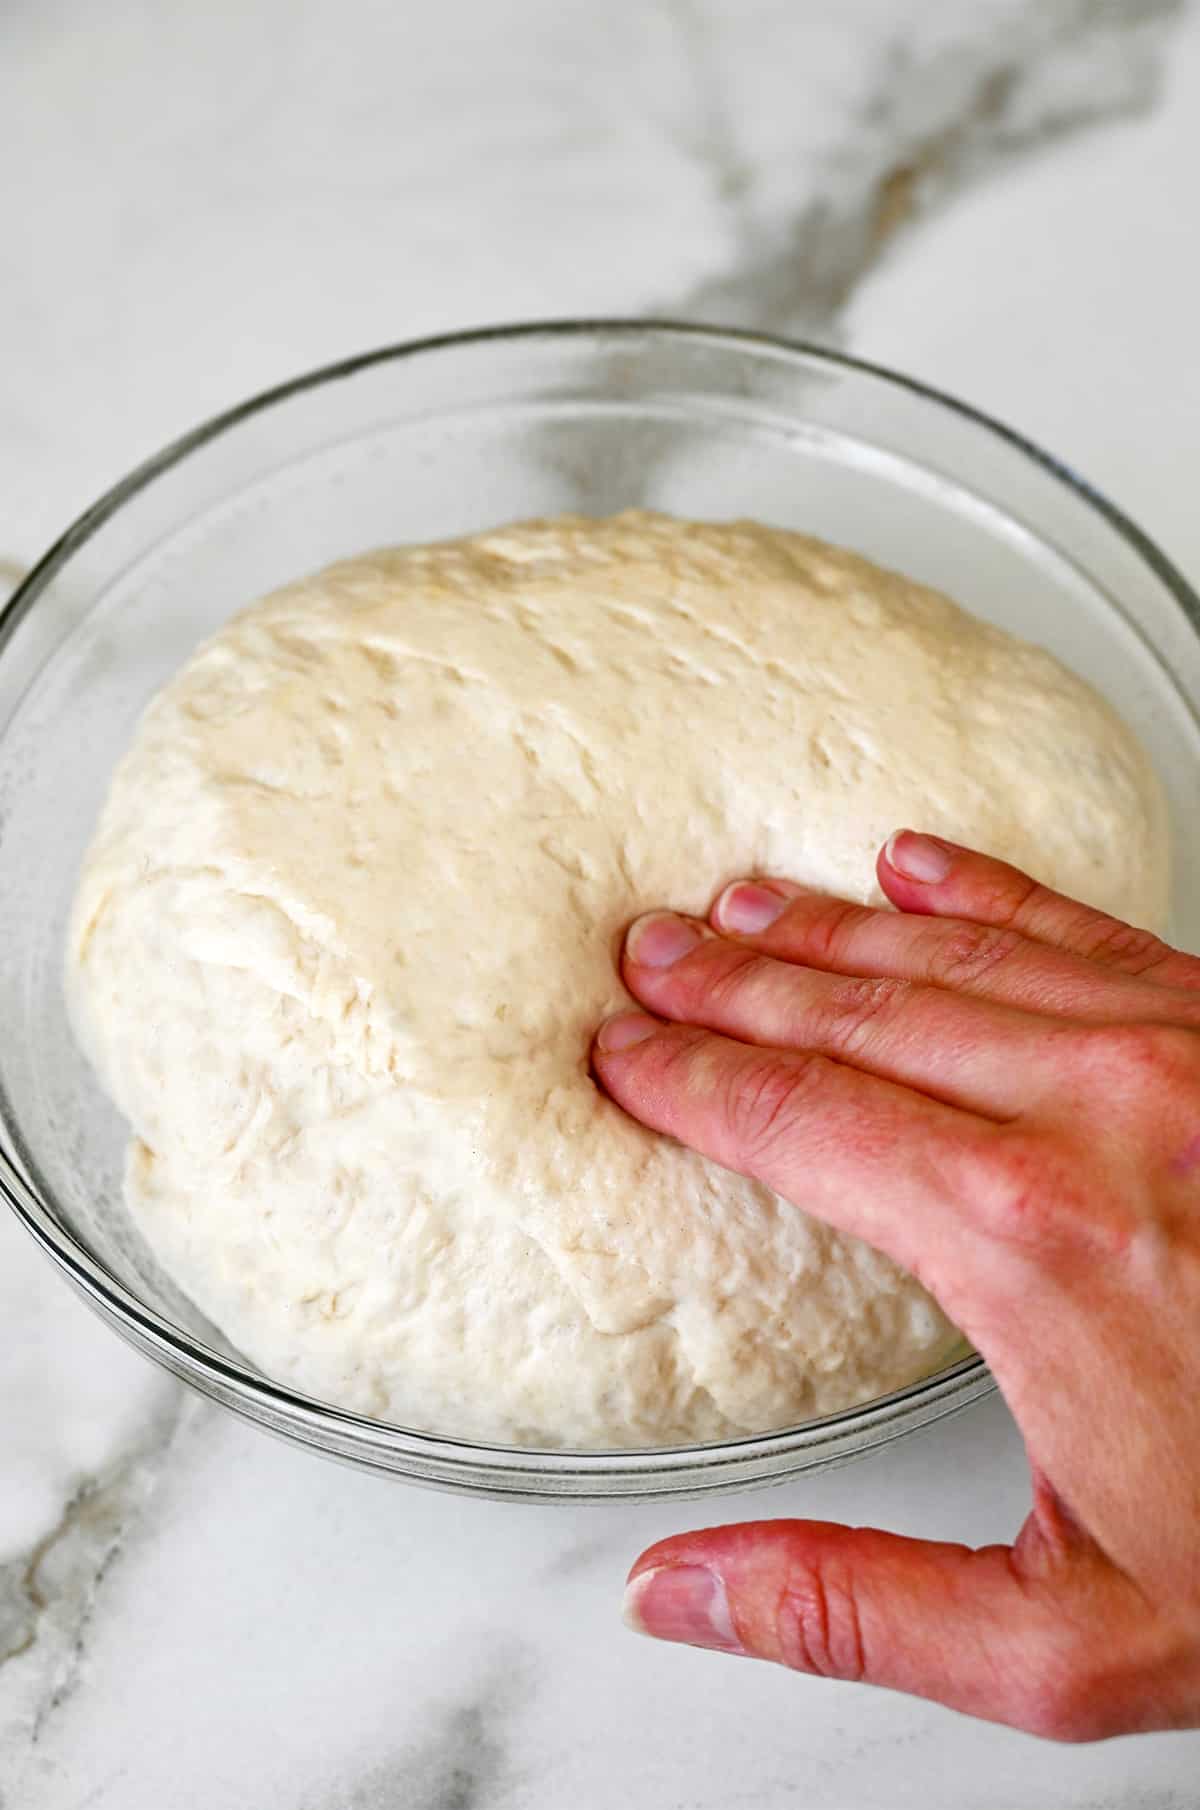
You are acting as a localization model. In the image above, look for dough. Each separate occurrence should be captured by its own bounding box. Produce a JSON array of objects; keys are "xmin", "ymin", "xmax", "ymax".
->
[{"xmin": 67, "ymin": 512, "xmax": 1169, "ymax": 1447}]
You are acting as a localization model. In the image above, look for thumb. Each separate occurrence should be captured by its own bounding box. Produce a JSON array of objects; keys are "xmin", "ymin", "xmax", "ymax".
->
[{"xmin": 622, "ymin": 1519, "xmax": 1093, "ymax": 1737}]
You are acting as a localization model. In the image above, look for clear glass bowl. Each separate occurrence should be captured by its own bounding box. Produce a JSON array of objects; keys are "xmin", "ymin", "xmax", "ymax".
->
[{"xmin": 2, "ymin": 322, "xmax": 1198, "ymax": 1502}]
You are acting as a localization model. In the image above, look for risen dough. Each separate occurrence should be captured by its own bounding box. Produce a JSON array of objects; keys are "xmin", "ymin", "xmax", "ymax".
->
[{"xmin": 67, "ymin": 512, "xmax": 1169, "ymax": 1446}]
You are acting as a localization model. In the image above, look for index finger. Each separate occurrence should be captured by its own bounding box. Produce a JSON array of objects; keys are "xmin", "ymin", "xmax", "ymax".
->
[
  {"xmin": 591, "ymin": 1013, "xmax": 997, "ymax": 1305},
  {"xmin": 879, "ymin": 832, "xmax": 1199, "ymax": 992}
]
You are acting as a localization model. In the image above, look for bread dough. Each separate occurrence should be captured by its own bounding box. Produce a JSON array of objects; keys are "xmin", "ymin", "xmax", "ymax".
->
[{"xmin": 67, "ymin": 512, "xmax": 1169, "ymax": 1447}]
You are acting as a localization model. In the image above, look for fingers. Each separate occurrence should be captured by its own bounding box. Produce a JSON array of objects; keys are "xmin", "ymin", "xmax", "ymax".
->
[
  {"xmin": 880, "ymin": 831, "xmax": 1200, "ymax": 994},
  {"xmin": 621, "ymin": 911, "xmax": 1061, "ymax": 1119},
  {"xmin": 708, "ymin": 868, "xmax": 1188, "ymax": 1025},
  {"xmin": 591, "ymin": 1014, "xmax": 990, "ymax": 1290},
  {"xmin": 622, "ymin": 1519, "xmax": 1141, "ymax": 1740}
]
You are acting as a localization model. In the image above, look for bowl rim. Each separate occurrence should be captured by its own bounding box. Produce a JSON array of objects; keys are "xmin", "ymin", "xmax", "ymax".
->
[{"xmin": 3, "ymin": 315, "xmax": 1197, "ymax": 1482}]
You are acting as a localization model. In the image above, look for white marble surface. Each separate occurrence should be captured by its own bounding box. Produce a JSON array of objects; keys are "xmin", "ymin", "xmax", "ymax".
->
[{"xmin": 2, "ymin": 2, "xmax": 1200, "ymax": 1804}]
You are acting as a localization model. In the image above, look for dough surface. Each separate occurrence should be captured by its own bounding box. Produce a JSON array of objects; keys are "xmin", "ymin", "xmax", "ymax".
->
[{"xmin": 67, "ymin": 512, "xmax": 1169, "ymax": 1447}]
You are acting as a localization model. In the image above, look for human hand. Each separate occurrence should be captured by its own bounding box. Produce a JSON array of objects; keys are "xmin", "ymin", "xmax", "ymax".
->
[{"xmin": 592, "ymin": 832, "xmax": 1200, "ymax": 1740}]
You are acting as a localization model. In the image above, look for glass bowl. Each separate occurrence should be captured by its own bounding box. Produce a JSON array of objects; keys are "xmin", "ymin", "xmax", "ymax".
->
[{"xmin": 2, "ymin": 322, "xmax": 1198, "ymax": 1502}]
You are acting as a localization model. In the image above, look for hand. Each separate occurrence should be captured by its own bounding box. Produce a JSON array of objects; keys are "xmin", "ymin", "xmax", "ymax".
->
[{"xmin": 591, "ymin": 831, "xmax": 1200, "ymax": 1741}]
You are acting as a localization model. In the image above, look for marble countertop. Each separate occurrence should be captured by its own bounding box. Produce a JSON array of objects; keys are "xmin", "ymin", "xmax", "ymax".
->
[{"xmin": 3, "ymin": 3, "xmax": 1199, "ymax": 1804}]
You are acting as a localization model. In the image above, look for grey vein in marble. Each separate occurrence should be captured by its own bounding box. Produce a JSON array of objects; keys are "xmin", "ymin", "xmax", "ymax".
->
[
  {"xmin": 299, "ymin": 1645, "xmax": 535, "ymax": 1810},
  {"xmin": 0, "ymin": 2, "xmax": 1196, "ymax": 1803},
  {"xmin": 0, "ymin": 1388, "xmax": 186, "ymax": 1781},
  {"xmin": 666, "ymin": 0, "xmax": 1184, "ymax": 331},
  {"xmin": 535, "ymin": 1530, "xmax": 633, "ymax": 1584}
]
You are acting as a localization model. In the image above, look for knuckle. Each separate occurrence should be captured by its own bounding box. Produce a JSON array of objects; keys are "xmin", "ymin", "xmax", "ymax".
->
[
  {"xmin": 971, "ymin": 1130, "xmax": 1076, "ymax": 1254},
  {"xmin": 1015, "ymin": 1663, "xmax": 1112, "ymax": 1744},
  {"xmin": 1075, "ymin": 915, "xmax": 1169, "ymax": 973},
  {"xmin": 978, "ymin": 1124, "xmax": 1139, "ymax": 1265},
  {"xmin": 807, "ymin": 975, "xmax": 912, "ymax": 1057},
  {"xmin": 776, "ymin": 1562, "xmax": 867, "ymax": 1683},
  {"xmin": 646, "ymin": 1028, "xmax": 713, "ymax": 1104},
  {"xmin": 802, "ymin": 899, "xmax": 877, "ymax": 967},
  {"xmin": 976, "ymin": 872, "xmax": 1043, "ymax": 931},
  {"xmin": 726, "ymin": 1053, "xmax": 827, "ymax": 1166},
  {"xmin": 929, "ymin": 922, "xmax": 1026, "ymax": 989},
  {"xmin": 700, "ymin": 947, "xmax": 770, "ymax": 1014},
  {"xmin": 1071, "ymin": 1021, "xmax": 1200, "ymax": 1094}
]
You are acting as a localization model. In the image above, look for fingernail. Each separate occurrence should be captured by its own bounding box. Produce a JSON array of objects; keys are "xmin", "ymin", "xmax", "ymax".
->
[
  {"xmin": 715, "ymin": 881, "xmax": 788, "ymax": 935},
  {"xmin": 623, "ymin": 1563, "xmax": 745, "ymax": 1655},
  {"xmin": 596, "ymin": 1011, "xmax": 657, "ymax": 1053},
  {"xmin": 884, "ymin": 830, "xmax": 955, "ymax": 884},
  {"xmin": 626, "ymin": 912, "xmax": 705, "ymax": 969}
]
